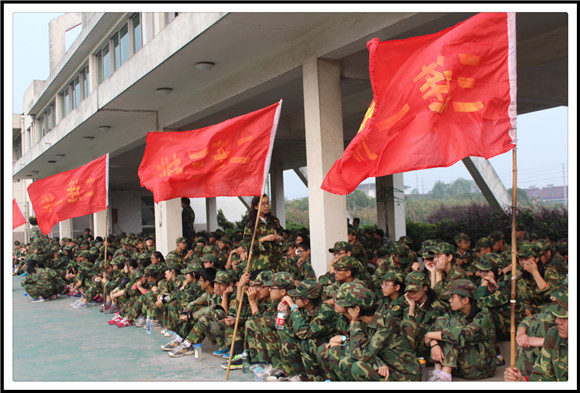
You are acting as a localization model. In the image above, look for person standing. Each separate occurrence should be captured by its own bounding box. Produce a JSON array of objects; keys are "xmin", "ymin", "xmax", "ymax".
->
[{"xmin": 181, "ymin": 197, "xmax": 196, "ymax": 250}]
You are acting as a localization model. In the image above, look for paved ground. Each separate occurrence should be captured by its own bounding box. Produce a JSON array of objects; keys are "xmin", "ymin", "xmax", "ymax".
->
[{"xmin": 10, "ymin": 275, "xmax": 512, "ymax": 388}]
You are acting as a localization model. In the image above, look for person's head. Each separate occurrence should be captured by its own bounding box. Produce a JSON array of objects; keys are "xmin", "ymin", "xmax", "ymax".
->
[
  {"xmin": 165, "ymin": 263, "xmax": 181, "ymax": 281},
  {"xmin": 405, "ymin": 272, "xmax": 429, "ymax": 304},
  {"xmin": 335, "ymin": 283, "xmax": 376, "ymax": 319},
  {"xmin": 124, "ymin": 258, "xmax": 138, "ymax": 272},
  {"xmin": 145, "ymin": 237, "xmax": 154, "ymax": 248},
  {"xmin": 286, "ymin": 243, "xmax": 297, "ymax": 258},
  {"xmin": 488, "ymin": 231, "xmax": 506, "ymax": 252},
  {"xmin": 347, "ymin": 228, "xmax": 358, "ymax": 242},
  {"xmin": 202, "ymin": 254, "xmax": 218, "ymax": 269},
  {"xmin": 250, "ymin": 270, "xmax": 274, "ymax": 301},
  {"xmin": 288, "ymin": 280, "xmax": 322, "ymax": 310},
  {"xmin": 515, "ymin": 224, "xmax": 526, "ymax": 240},
  {"xmin": 333, "ymin": 256, "xmax": 359, "ymax": 283},
  {"xmin": 329, "ymin": 241, "xmax": 352, "ymax": 259},
  {"xmin": 176, "ymin": 237, "xmax": 188, "ymax": 252},
  {"xmin": 297, "ymin": 241, "xmax": 310, "ymax": 259},
  {"xmin": 547, "ymin": 299, "xmax": 568, "ymax": 339},
  {"xmin": 150, "ymin": 251, "xmax": 165, "ymax": 265},
  {"xmin": 181, "ymin": 197, "xmax": 191, "ymax": 208},
  {"xmin": 295, "ymin": 233, "xmax": 309, "ymax": 246},
  {"xmin": 433, "ymin": 242, "xmax": 455, "ymax": 268},
  {"xmin": 534, "ymin": 239, "xmax": 554, "ymax": 264},
  {"xmin": 374, "ymin": 229, "xmax": 385, "ymax": 240},
  {"xmin": 213, "ymin": 270, "xmax": 233, "ymax": 296},
  {"xmin": 381, "ymin": 271, "xmax": 405, "ymax": 298},
  {"xmin": 446, "ymin": 279, "xmax": 476, "ymax": 314},
  {"xmin": 474, "ymin": 237, "xmax": 493, "ymax": 256},
  {"xmin": 199, "ymin": 268, "xmax": 217, "ymax": 292},
  {"xmin": 250, "ymin": 194, "xmax": 271, "ymax": 218},
  {"xmin": 265, "ymin": 272, "xmax": 295, "ymax": 300},
  {"xmin": 454, "ymin": 233, "xmax": 471, "ymax": 251},
  {"xmin": 474, "ymin": 253, "xmax": 501, "ymax": 279},
  {"xmin": 517, "ymin": 240, "xmax": 540, "ymax": 266},
  {"xmin": 26, "ymin": 259, "xmax": 39, "ymax": 275},
  {"xmin": 352, "ymin": 217, "xmax": 360, "ymax": 227}
]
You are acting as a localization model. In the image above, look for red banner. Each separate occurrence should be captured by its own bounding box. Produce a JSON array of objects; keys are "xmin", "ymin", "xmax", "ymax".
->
[
  {"xmin": 27, "ymin": 155, "xmax": 109, "ymax": 234},
  {"xmin": 13, "ymin": 199, "xmax": 27, "ymax": 229},
  {"xmin": 138, "ymin": 101, "xmax": 282, "ymax": 202},
  {"xmin": 322, "ymin": 12, "xmax": 517, "ymax": 195}
]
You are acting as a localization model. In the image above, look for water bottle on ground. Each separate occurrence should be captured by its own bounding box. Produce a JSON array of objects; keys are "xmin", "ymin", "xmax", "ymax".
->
[
  {"xmin": 194, "ymin": 343, "xmax": 202, "ymax": 360},
  {"xmin": 242, "ymin": 351, "xmax": 250, "ymax": 373},
  {"xmin": 146, "ymin": 315, "xmax": 151, "ymax": 334}
]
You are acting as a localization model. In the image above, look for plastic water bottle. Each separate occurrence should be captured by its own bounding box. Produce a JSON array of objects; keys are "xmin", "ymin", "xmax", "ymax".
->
[
  {"xmin": 418, "ymin": 357, "xmax": 427, "ymax": 381},
  {"xmin": 24, "ymin": 293, "xmax": 31, "ymax": 302},
  {"xmin": 242, "ymin": 351, "xmax": 250, "ymax": 373},
  {"xmin": 146, "ymin": 315, "xmax": 151, "ymax": 335},
  {"xmin": 275, "ymin": 302, "xmax": 287, "ymax": 330},
  {"xmin": 194, "ymin": 343, "xmax": 202, "ymax": 360}
]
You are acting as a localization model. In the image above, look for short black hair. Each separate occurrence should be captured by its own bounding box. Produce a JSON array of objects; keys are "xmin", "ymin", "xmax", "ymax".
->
[
  {"xmin": 200, "ymin": 267, "xmax": 217, "ymax": 283},
  {"xmin": 181, "ymin": 197, "xmax": 191, "ymax": 205}
]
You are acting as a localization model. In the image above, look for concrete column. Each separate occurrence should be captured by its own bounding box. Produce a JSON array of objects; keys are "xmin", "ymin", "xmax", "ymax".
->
[
  {"xmin": 154, "ymin": 198, "xmax": 181, "ymax": 257},
  {"xmin": 206, "ymin": 198, "xmax": 218, "ymax": 231},
  {"xmin": 93, "ymin": 208, "xmax": 108, "ymax": 239},
  {"xmin": 303, "ymin": 58, "xmax": 347, "ymax": 278},
  {"xmin": 462, "ymin": 157, "xmax": 512, "ymax": 212},
  {"xmin": 59, "ymin": 219, "xmax": 73, "ymax": 239},
  {"xmin": 270, "ymin": 161, "xmax": 286, "ymax": 228},
  {"xmin": 376, "ymin": 174, "xmax": 406, "ymax": 241},
  {"xmin": 48, "ymin": 13, "xmax": 82, "ymax": 73}
]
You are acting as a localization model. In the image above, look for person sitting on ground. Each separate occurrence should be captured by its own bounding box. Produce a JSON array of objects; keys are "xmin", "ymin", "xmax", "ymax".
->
[
  {"xmin": 21, "ymin": 259, "xmax": 65, "ymax": 302},
  {"xmin": 376, "ymin": 271, "xmax": 406, "ymax": 319}
]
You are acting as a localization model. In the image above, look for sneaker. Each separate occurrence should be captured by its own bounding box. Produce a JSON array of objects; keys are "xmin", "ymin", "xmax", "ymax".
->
[
  {"xmin": 32, "ymin": 296, "xmax": 45, "ymax": 303},
  {"xmin": 150, "ymin": 320, "xmax": 163, "ymax": 330},
  {"xmin": 93, "ymin": 295, "xmax": 103, "ymax": 303},
  {"xmin": 222, "ymin": 351, "xmax": 230, "ymax": 359},
  {"xmin": 134, "ymin": 316, "xmax": 146, "ymax": 327},
  {"xmin": 168, "ymin": 342, "xmax": 195, "ymax": 357},
  {"xmin": 107, "ymin": 314, "xmax": 123, "ymax": 325},
  {"xmin": 250, "ymin": 363, "xmax": 271, "ymax": 372},
  {"xmin": 72, "ymin": 301, "xmax": 87, "ymax": 309},
  {"xmin": 104, "ymin": 304, "xmax": 119, "ymax": 314},
  {"xmin": 264, "ymin": 367, "xmax": 286, "ymax": 379},
  {"xmin": 48, "ymin": 294, "xmax": 58, "ymax": 300},
  {"xmin": 220, "ymin": 354, "xmax": 243, "ymax": 370},
  {"xmin": 163, "ymin": 330, "xmax": 176, "ymax": 337},
  {"xmin": 116, "ymin": 318, "xmax": 133, "ymax": 328},
  {"xmin": 161, "ymin": 339, "xmax": 182, "ymax": 351},
  {"xmin": 70, "ymin": 299, "xmax": 82, "ymax": 307},
  {"xmin": 435, "ymin": 372, "xmax": 452, "ymax": 382},
  {"xmin": 213, "ymin": 348, "xmax": 229, "ymax": 357},
  {"xmin": 496, "ymin": 354, "xmax": 506, "ymax": 366},
  {"xmin": 287, "ymin": 376, "xmax": 302, "ymax": 382},
  {"xmin": 71, "ymin": 290, "xmax": 83, "ymax": 298},
  {"xmin": 427, "ymin": 369, "xmax": 441, "ymax": 382}
]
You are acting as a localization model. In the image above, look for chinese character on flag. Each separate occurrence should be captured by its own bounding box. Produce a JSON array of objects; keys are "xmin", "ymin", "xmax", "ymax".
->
[
  {"xmin": 13, "ymin": 199, "xmax": 27, "ymax": 229},
  {"xmin": 322, "ymin": 12, "xmax": 517, "ymax": 195},
  {"xmin": 27, "ymin": 155, "xmax": 109, "ymax": 234},
  {"xmin": 138, "ymin": 101, "xmax": 282, "ymax": 202}
]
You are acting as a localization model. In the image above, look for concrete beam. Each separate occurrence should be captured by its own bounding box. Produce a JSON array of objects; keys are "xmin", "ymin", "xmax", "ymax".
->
[
  {"xmin": 376, "ymin": 174, "xmax": 406, "ymax": 241},
  {"xmin": 462, "ymin": 156, "xmax": 512, "ymax": 212},
  {"xmin": 293, "ymin": 167, "xmax": 309, "ymax": 188},
  {"xmin": 154, "ymin": 198, "xmax": 181, "ymax": 256},
  {"xmin": 206, "ymin": 198, "xmax": 218, "ymax": 231},
  {"xmin": 271, "ymin": 161, "xmax": 286, "ymax": 228}
]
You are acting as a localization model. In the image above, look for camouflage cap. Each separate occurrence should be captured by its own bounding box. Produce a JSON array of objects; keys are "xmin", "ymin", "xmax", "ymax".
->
[
  {"xmin": 202, "ymin": 245, "xmax": 215, "ymax": 254},
  {"xmin": 80, "ymin": 250, "xmax": 92, "ymax": 258},
  {"xmin": 263, "ymin": 271, "xmax": 294, "ymax": 288},
  {"xmin": 534, "ymin": 239, "xmax": 553, "ymax": 254},
  {"xmin": 328, "ymin": 241, "xmax": 352, "ymax": 254},
  {"xmin": 182, "ymin": 264, "xmax": 202, "ymax": 275},
  {"xmin": 113, "ymin": 255, "xmax": 126, "ymax": 268},
  {"xmin": 347, "ymin": 228, "xmax": 358, "ymax": 237},
  {"xmin": 252, "ymin": 270, "xmax": 273, "ymax": 285},
  {"xmin": 550, "ymin": 287, "xmax": 568, "ymax": 307},
  {"xmin": 391, "ymin": 242, "xmax": 409, "ymax": 257},
  {"xmin": 214, "ymin": 270, "xmax": 233, "ymax": 285},
  {"xmin": 165, "ymin": 253, "xmax": 180, "ymax": 263},
  {"xmin": 419, "ymin": 239, "xmax": 438, "ymax": 257},
  {"xmin": 133, "ymin": 269, "xmax": 144, "ymax": 279},
  {"xmin": 474, "ymin": 253, "xmax": 502, "ymax": 271},
  {"xmin": 382, "ymin": 271, "xmax": 405, "ymax": 284},
  {"xmin": 176, "ymin": 237, "xmax": 188, "ymax": 244},
  {"xmin": 475, "ymin": 237, "xmax": 494, "ymax": 250},
  {"xmin": 335, "ymin": 283, "xmax": 375, "ymax": 308},
  {"xmin": 445, "ymin": 279, "xmax": 476, "ymax": 298},
  {"xmin": 517, "ymin": 240, "xmax": 539, "ymax": 258},
  {"xmin": 334, "ymin": 256, "xmax": 359, "ymax": 270},
  {"xmin": 398, "ymin": 235, "xmax": 413, "ymax": 245},
  {"xmin": 454, "ymin": 232, "xmax": 471, "ymax": 242},
  {"xmin": 433, "ymin": 242, "xmax": 454, "ymax": 255},
  {"xmin": 144, "ymin": 265, "xmax": 159, "ymax": 276},
  {"xmin": 202, "ymin": 254, "xmax": 218, "ymax": 264},
  {"xmin": 195, "ymin": 236, "xmax": 208, "ymax": 244},
  {"xmin": 546, "ymin": 303, "xmax": 568, "ymax": 318},
  {"xmin": 165, "ymin": 262, "xmax": 181, "ymax": 272},
  {"xmin": 405, "ymin": 271, "xmax": 428, "ymax": 291},
  {"xmin": 288, "ymin": 280, "xmax": 322, "ymax": 299},
  {"xmin": 488, "ymin": 230, "xmax": 505, "ymax": 243}
]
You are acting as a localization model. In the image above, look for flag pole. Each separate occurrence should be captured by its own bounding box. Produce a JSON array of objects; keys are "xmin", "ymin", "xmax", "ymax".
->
[
  {"xmin": 102, "ymin": 206, "xmax": 110, "ymax": 311},
  {"xmin": 225, "ymin": 192, "xmax": 265, "ymax": 380},
  {"xmin": 509, "ymin": 147, "xmax": 518, "ymax": 368}
]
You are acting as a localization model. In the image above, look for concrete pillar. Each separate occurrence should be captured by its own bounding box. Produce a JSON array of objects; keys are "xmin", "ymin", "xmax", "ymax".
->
[
  {"xmin": 376, "ymin": 174, "xmax": 406, "ymax": 241},
  {"xmin": 270, "ymin": 161, "xmax": 286, "ymax": 228},
  {"xmin": 48, "ymin": 13, "xmax": 82, "ymax": 73},
  {"xmin": 206, "ymin": 198, "xmax": 218, "ymax": 231},
  {"xmin": 93, "ymin": 208, "xmax": 108, "ymax": 239},
  {"xmin": 59, "ymin": 219, "xmax": 73, "ymax": 239},
  {"xmin": 462, "ymin": 157, "xmax": 512, "ymax": 212},
  {"xmin": 303, "ymin": 58, "xmax": 347, "ymax": 278},
  {"xmin": 154, "ymin": 198, "xmax": 181, "ymax": 257}
]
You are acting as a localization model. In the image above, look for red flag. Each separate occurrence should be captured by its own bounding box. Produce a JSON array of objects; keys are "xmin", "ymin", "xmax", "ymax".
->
[
  {"xmin": 13, "ymin": 199, "xmax": 27, "ymax": 229},
  {"xmin": 138, "ymin": 101, "xmax": 282, "ymax": 202},
  {"xmin": 322, "ymin": 12, "xmax": 517, "ymax": 195},
  {"xmin": 27, "ymin": 155, "xmax": 109, "ymax": 235}
]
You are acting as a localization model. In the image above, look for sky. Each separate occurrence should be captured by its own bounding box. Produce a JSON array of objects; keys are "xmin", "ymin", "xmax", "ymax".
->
[{"xmin": 7, "ymin": 9, "xmax": 576, "ymax": 200}]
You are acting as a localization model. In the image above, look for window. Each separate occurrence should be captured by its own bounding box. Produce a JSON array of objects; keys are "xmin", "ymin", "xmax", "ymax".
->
[
  {"xmin": 72, "ymin": 76, "xmax": 81, "ymax": 109},
  {"xmin": 120, "ymin": 24, "xmax": 129, "ymax": 65},
  {"xmin": 81, "ymin": 66, "xmax": 89, "ymax": 99},
  {"xmin": 132, "ymin": 13, "xmax": 142, "ymax": 52},
  {"xmin": 98, "ymin": 43, "xmax": 111, "ymax": 83},
  {"xmin": 141, "ymin": 196, "xmax": 155, "ymax": 235},
  {"xmin": 46, "ymin": 103, "xmax": 55, "ymax": 130},
  {"xmin": 61, "ymin": 89, "xmax": 70, "ymax": 117}
]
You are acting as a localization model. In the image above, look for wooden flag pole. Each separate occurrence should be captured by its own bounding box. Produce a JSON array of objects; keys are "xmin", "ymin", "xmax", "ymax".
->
[
  {"xmin": 102, "ymin": 207, "xmax": 110, "ymax": 311},
  {"xmin": 509, "ymin": 148, "xmax": 518, "ymax": 368},
  {"xmin": 225, "ymin": 193, "xmax": 265, "ymax": 380}
]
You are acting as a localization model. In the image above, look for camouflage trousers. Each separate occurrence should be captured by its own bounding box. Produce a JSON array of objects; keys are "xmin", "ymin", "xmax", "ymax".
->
[
  {"xmin": 83, "ymin": 280, "xmax": 105, "ymax": 303},
  {"xmin": 277, "ymin": 329, "xmax": 306, "ymax": 377},
  {"xmin": 123, "ymin": 294, "xmax": 145, "ymax": 321},
  {"xmin": 515, "ymin": 317, "xmax": 553, "ymax": 376},
  {"xmin": 438, "ymin": 342, "xmax": 496, "ymax": 380},
  {"xmin": 245, "ymin": 313, "xmax": 284, "ymax": 368},
  {"xmin": 23, "ymin": 280, "xmax": 62, "ymax": 299},
  {"xmin": 185, "ymin": 309, "xmax": 228, "ymax": 346},
  {"xmin": 317, "ymin": 344, "xmax": 350, "ymax": 381},
  {"xmin": 300, "ymin": 338, "xmax": 326, "ymax": 381}
]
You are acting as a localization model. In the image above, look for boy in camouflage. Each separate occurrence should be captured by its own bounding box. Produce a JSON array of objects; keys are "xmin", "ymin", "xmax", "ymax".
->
[
  {"xmin": 337, "ymin": 282, "xmax": 421, "ymax": 381},
  {"xmin": 376, "ymin": 271, "xmax": 406, "ymax": 319},
  {"xmin": 424, "ymin": 279, "xmax": 497, "ymax": 381}
]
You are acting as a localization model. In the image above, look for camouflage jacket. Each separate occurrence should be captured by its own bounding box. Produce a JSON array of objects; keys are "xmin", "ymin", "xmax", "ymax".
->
[
  {"xmin": 289, "ymin": 302, "xmax": 337, "ymax": 342},
  {"xmin": 528, "ymin": 326, "xmax": 568, "ymax": 381},
  {"xmin": 243, "ymin": 215, "xmax": 284, "ymax": 272}
]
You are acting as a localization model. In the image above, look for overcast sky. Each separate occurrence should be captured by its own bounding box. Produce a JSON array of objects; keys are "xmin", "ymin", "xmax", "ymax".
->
[{"xmin": 8, "ymin": 10, "xmax": 575, "ymax": 199}]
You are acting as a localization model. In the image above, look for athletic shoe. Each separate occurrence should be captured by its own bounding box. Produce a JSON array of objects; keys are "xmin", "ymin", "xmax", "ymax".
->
[
  {"xmin": 134, "ymin": 316, "xmax": 146, "ymax": 327},
  {"xmin": 93, "ymin": 295, "xmax": 103, "ymax": 303},
  {"xmin": 48, "ymin": 294, "xmax": 58, "ymax": 300},
  {"xmin": 168, "ymin": 342, "xmax": 194, "ymax": 357},
  {"xmin": 213, "ymin": 348, "xmax": 229, "ymax": 357},
  {"xmin": 150, "ymin": 320, "xmax": 163, "ymax": 330},
  {"xmin": 70, "ymin": 299, "xmax": 83, "ymax": 307},
  {"xmin": 220, "ymin": 354, "xmax": 243, "ymax": 370},
  {"xmin": 32, "ymin": 296, "xmax": 45, "ymax": 303},
  {"xmin": 104, "ymin": 304, "xmax": 119, "ymax": 314},
  {"xmin": 161, "ymin": 339, "xmax": 182, "ymax": 351},
  {"xmin": 250, "ymin": 363, "xmax": 271, "ymax": 372},
  {"xmin": 116, "ymin": 318, "xmax": 133, "ymax": 328},
  {"xmin": 427, "ymin": 369, "xmax": 442, "ymax": 381},
  {"xmin": 107, "ymin": 314, "xmax": 123, "ymax": 325},
  {"xmin": 163, "ymin": 330, "xmax": 176, "ymax": 337},
  {"xmin": 264, "ymin": 367, "xmax": 286, "ymax": 379},
  {"xmin": 72, "ymin": 301, "xmax": 87, "ymax": 309},
  {"xmin": 287, "ymin": 376, "xmax": 302, "ymax": 382},
  {"xmin": 71, "ymin": 291, "xmax": 83, "ymax": 298},
  {"xmin": 496, "ymin": 354, "xmax": 506, "ymax": 366}
]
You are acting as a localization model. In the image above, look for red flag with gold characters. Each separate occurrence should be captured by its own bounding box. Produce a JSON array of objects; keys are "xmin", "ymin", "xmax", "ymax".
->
[
  {"xmin": 138, "ymin": 101, "xmax": 282, "ymax": 203},
  {"xmin": 13, "ymin": 199, "xmax": 27, "ymax": 229},
  {"xmin": 27, "ymin": 155, "xmax": 109, "ymax": 234},
  {"xmin": 322, "ymin": 12, "xmax": 517, "ymax": 195}
]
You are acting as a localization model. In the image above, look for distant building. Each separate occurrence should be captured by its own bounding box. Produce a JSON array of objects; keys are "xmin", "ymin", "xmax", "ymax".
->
[{"xmin": 524, "ymin": 185, "xmax": 568, "ymax": 204}]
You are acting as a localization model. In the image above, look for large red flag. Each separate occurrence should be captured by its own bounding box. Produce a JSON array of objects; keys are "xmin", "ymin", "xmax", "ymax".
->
[
  {"xmin": 13, "ymin": 199, "xmax": 27, "ymax": 229},
  {"xmin": 138, "ymin": 101, "xmax": 282, "ymax": 202},
  {"xmin": 27, "ymin": 155, "xmax": 109, "ymax": 235},
  {"xmin": 322, "ymin": 12, "xmax": 517, "ymax": 195}
]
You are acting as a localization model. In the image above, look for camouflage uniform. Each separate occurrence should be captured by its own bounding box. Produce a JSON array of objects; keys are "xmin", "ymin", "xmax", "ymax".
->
[
  {"xmin": 454, "ymin": 232, "xmax": 477, "ymax": 281},
  {"xmin": 432, "ymin": 242, "xmax": 468, "ymax": 304},
  {"xmin": 243, "ymin": 214, "xmax": 284, "ymax": 273},
  {"xmin": 535, "ymin": 240, "xmax": 567, "ymax": 277},
  {"xmin": 376, "ymin": 271, "xmax": 406, "ymax": 319},
  {"xmin": 428, "ymin": 279, "xmax": 497, "ymax": 380},
  {"xmin": 21, "ymin": 266, "xmax": 65, "ymax": 299},
  {"xmin": 244, "ymin": 271, "xmax": 275, "ymax": 364},
  {"xmin": 337, "ymin": 283, "xmax": 421, "ymax": 381},
  {"xmin": 182, "ymin": 203, "xmax": 196, "ymax": 249}
]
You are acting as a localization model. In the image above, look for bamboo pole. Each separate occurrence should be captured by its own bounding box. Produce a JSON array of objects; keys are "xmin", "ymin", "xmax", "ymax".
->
[
  {"xmin": 225, "ymin": 193, "xmax": 264, "ymax": 380},
  {"xmin": 102, "ymin": 207, "xmax": 110, "ymax": 311},
  {"xmin": 509, "ymin": 148, "xmax": 518, "ymax": 368}
]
